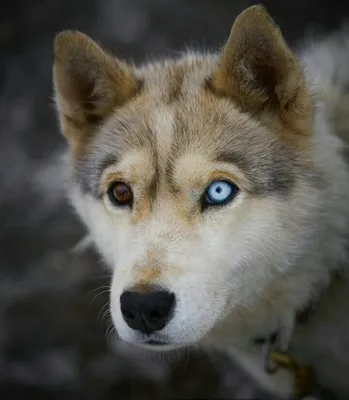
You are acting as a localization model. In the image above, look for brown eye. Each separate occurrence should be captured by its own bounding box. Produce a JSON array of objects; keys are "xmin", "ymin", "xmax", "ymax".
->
[{"xmin": 107, "ymin": 182, "xmax": 133, "ymax": 207}]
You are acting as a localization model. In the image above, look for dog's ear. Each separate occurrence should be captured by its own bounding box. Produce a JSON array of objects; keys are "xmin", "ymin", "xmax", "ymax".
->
[
  {"xmin": 53, "ymin": 31, "xmax": 139, "ymax": 151},
  {"xmin": 209, "ymin": 5, "xmax": 310, "ymax": 133}
]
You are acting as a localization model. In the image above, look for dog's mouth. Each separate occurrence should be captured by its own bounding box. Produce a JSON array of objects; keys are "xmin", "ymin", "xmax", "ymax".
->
[
  {"xmin": 144, "ymin": 340, "xmax": 168, "ymax": 346},
  {"xmin": 132, "ymin": 338, "xmax": 189, "ymax": 351}
]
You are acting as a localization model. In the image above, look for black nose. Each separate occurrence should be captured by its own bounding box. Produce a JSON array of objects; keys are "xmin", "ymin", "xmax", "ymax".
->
[{"xmin": 120, "ymin": 288, "xmax": 175, "ymax": 334}]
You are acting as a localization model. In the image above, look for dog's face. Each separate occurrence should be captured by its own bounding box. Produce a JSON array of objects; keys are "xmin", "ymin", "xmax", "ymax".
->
[{"xmin": 53, "ymin": 6, "xmax": 320, "ymax": 350}]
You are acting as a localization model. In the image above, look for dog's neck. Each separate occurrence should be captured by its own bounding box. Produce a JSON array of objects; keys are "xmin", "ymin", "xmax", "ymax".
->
[
  {"xmin": 222, "ymin": 273, "xmax": 349, "ymax": 399},
  {"xmin": 222, "ymin": 87, "xmax": 349, "ymax": 398},
  {"xmin": 290, "ymin": 272, "xmax": 349, "ymax": 396}
]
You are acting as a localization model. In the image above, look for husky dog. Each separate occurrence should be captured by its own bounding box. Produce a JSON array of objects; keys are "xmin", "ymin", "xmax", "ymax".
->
[{"xmin": 53, "ymin": 5, "xmax": 349, "ymax": 399}]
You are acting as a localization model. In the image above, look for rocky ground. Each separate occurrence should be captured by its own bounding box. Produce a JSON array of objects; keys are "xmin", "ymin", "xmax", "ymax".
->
[{"xmin": 1, "ymin": 1, "xmax": 349, "ymax": 399}]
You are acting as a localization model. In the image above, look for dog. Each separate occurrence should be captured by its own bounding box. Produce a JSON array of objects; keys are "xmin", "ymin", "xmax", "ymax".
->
[{"xmin": 52, "ymin": 5, "xmax": 349, "ymax": 399}]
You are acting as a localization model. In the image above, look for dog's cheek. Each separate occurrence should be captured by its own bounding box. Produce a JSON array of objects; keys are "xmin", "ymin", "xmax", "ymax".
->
[
  {"xmin": 91, "ymin": 212, "xmax": 131, "ymax": 267},
  {"xmin": 69, "ymin": 186, "xmax": 135, "ymax": 267}
]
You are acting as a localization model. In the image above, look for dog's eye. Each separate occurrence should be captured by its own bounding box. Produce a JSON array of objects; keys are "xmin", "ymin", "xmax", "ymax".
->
[
  {"xmin": 107, "ymin": 182, "xmax": 133, "ymax": 207},
  {"xmin": 202, "ymin": 180, "xmax": 239, "ymax": 209}
]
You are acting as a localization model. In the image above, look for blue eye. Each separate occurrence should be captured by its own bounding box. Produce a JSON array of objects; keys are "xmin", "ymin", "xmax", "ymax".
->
[{"xmin": 203, "ymin": 180, "xmax": 239, "ymax": 209}]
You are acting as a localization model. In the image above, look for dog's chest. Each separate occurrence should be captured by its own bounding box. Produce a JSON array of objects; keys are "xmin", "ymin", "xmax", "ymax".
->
[
  {"xmin": 290, "ymin": 279, "xmax": 349, "ymax": 398},
  {"xmin": 227, "ymin": 276, "xmax": 349, "ymax": 399}
]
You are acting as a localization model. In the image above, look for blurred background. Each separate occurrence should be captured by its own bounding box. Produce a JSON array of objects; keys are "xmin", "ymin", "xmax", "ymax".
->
[{"xmin": 1, "ymin": 1, "xmax": 349, "ymax": 399}]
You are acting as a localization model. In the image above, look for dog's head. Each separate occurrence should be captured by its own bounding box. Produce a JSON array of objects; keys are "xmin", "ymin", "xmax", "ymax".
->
[{"xmin": 53, "ymin": 6, "xmax": 322, "ymax": 350}]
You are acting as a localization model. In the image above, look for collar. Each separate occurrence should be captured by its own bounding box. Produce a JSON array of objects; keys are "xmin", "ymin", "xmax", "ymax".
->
[
  {"xmin": 295, "ymin": 303, "xmax": 315, "ymax": 325},
  {"xmin": 252, "ymin": 302, "xmax": 314, "ymax": 346}
]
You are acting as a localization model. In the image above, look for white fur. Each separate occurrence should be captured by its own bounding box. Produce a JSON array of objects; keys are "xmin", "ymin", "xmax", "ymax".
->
[{"xmin": 66, "ymin": 30, "xmax": 349, "ymax": 399}]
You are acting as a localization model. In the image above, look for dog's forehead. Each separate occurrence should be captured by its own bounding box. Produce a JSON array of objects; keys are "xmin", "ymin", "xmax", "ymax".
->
[{"xmin": 75, "ymin": 56, "xmax": 299, "ymax": 197}]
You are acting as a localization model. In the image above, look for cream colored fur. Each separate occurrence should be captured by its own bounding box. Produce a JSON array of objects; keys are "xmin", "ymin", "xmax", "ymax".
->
[{"xmin": 53, "ymin": 6, "xmax": 349, "ymax": 399}]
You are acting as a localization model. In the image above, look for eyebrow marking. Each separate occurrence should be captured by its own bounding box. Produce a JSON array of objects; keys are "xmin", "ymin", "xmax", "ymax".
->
[
  {"xmin": 74, "ymin": 153, "xmax": 119, "ymax": 198},
  {"xmin": 215, "ymin": 148, "xmax": 295, "ymax": 196}
]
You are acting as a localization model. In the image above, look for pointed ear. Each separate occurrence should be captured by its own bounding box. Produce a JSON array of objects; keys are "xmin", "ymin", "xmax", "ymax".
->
[
  {"xmin": 209, "ymin": 5, "xmax": 310, "ymax": 133},
  {"xmin": 53, "ymin": 31, "xmax": 140, "ymax": 151}
]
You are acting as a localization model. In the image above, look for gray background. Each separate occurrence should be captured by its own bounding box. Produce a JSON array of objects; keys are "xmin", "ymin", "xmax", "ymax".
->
[{"xmin": 1, "ymin": 1, "xmax": 349, "ymax": 399}]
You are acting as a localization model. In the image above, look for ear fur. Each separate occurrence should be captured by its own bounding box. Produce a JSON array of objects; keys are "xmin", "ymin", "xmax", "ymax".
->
[
  {"xmin": 209, "ymin": 5, "xmax": 311, "ymax": 133},
  {"xmin": 53, "ymin": 31, "xmax": 140, "ymax": 151}
]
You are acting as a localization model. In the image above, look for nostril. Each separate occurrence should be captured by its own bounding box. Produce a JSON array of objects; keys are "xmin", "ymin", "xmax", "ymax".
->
[
  {"xmin": 149, "ymin": 310, "xmax": 162, "ymax": 320},
  {"xmin": 122, "ymin": 309, "xmax": 135, "ymax": 320}
]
